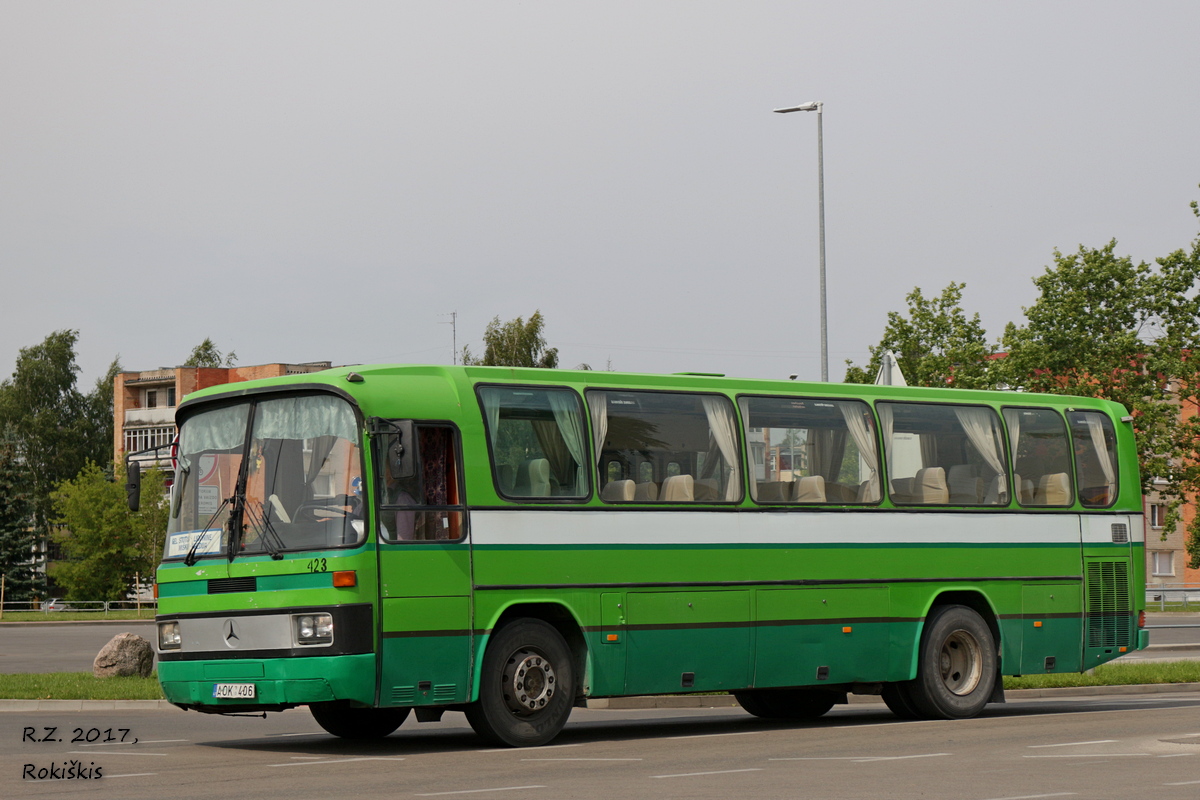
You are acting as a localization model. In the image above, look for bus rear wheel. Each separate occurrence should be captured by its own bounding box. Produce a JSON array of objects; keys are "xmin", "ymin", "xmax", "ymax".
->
[
  {"xmin": 309, "ymin": 702, "xmax": 410, "ymax": 739},
  {"xmin": 465, "ymin": 619, "xmax": 576, "ymax": 747},
  {"xmin": 908, "ymin": 605, "xmax": 997, "ymax": 720},
  {"xmin": 881, "ymin": 682, "xmax": 922, "ymax": 719},
  {"xmin": 733, "ymin": 689, "xmax": 838, "ymax": 720}
]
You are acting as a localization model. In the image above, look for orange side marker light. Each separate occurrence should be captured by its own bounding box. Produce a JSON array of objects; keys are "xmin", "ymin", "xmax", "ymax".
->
[
  {"xmin": 333, "ymin": 570, "xmax": 357, "ymax": 587},
  {"xmin": 1033, "ymin": 621, "xmax": 1043, "ymax": 628},
  {"xmin": 842, "ymin": 626, "xmax": 852, "ymax": 633},
  {"xmin": 606, "ymin": 634, "xmax": 619, "ymax": 642}
]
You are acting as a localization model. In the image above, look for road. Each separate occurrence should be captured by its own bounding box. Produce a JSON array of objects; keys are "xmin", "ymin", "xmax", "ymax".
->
[
  {"xmin": 3, "ymin": 691, "xmax": 1200, "ymax": 799},
  {"xmin": 0, "ymin": 615, "xmax": 1197, "ymax": 673}
]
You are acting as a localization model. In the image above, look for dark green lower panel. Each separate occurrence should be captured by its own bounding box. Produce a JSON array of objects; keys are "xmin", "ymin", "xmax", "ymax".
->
[{"xmin": 158, "ymin": 653, "xmax": 376, "ymax": 709}]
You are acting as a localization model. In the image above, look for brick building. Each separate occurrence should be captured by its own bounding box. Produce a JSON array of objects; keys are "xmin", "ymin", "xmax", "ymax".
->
[{"xmin": 114, "ymin": 361, "xmax": 331, "ymax": 474}]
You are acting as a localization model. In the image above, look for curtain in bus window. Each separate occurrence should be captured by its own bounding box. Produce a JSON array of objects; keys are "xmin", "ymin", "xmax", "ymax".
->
[
  {"xmin": 953, "ymin": 407, "xmax": 1007, "ymax": 501},
  {"xmin": 253, "ymin": 395, "xmax": 357, "ymax": 441},
  {"xmin": 810, "ymin": 428, "xmax": 847, "ymax": 484},
  {"xmin": 840, "ymin": 404, "xmax": 880, "ymax": 501},
  {"xmin": 1085, "ymin": 416, "xmax": 1116, "ymax": 498},
  {"xmin": 877, "ymin": 404, "xmax": 896, "ymax": 493},
  {"xmin": 179, "ymin": 404, "xmax": 249, "ymax": 455},
  {"xmin": 549, "ymin": 392, "xmax": 588, "ymax": 495},
  {"xmin": 701, "ymin": 396, "xmax": 741, "ymax": 501},
  {"xmin": 588, "ymin": 392, "xmax": 608, "ymax": 466}
]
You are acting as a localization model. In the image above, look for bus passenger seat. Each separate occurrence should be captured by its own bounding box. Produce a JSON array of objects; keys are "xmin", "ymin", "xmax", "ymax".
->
[
  {"xmin": 601, "ymin": 479, "xmax": 635, "ymax": 502},
  {"xmin": 948, "ymin": 465, "xmax": 983, "ymax": 504},
  {"xmin": 693, "ymin": 479, "xmax": 719, "ymax": 501},
  {"xmin": 634, "ymin": 482, "xmax": 659, "ymax": 501},
  {"xmin": 794, "ymin": 475, "xmax": 826, "ymax": 503},
  {"xmin": 660, "ymin": 474, "xmax": 695, "ymax": 502},
  {"xmin": 1014, "ymin": 473, "xmax": 1034, "ymax": 504},
  {"xmin": 1038, "ymin": 473, "xmax": 1071, "ymax": 505},
  {"xmin": 915, "ymin": 467, "xmax": 949, "ymax": 504},
  {"xmin": 498, "ymin": 465, "xmax": 516, "ymax": 492},
  {"xmin": 756, "ymin": 481, "xmax": 790, "ymax": 502},
  {"xmin": 515, "ymin": 458, "xmax": 551, "ymax": 497}
]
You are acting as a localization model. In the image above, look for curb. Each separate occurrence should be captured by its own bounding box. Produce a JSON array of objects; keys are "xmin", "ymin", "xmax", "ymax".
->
[{"xmin": 0, "ymin": 699, "xmax": 176, "ymax": 712}]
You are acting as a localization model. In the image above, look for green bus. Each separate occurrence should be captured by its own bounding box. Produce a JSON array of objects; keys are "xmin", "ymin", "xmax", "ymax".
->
[{"xmin": 147, "ymin": 364, "xmax": 1147, "ymax": 746}]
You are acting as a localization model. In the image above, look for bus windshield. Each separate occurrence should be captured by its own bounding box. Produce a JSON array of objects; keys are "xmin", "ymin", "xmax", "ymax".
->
[{"xmin": 164, "ymin": 394, "xmax": 365, "ymax": 560}]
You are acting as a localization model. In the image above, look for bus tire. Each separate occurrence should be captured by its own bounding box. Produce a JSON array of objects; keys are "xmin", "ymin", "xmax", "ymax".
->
[
  {"xmin": 908, "ymin": 605, "xmax": 997, "ymax": 720},
  {"xmin": 733, "ymin": 689, "xmax": 837, "ymax": 720},
  {"xmin": 309, "ymin": 702, "xmax": 410, "ymax": 739},
  {"xmin": 881, "ymin": 682, "xmax": 922, "ymax": 719},
  {"xmin": 465, "ymin": 618, "xmax": 575, "ymax": 747}
]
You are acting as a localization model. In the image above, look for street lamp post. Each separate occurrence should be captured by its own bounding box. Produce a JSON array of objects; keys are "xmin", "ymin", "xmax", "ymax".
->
[{"xmin": 774, "ymin": 101, "xmax": 827, "ymax": 382}]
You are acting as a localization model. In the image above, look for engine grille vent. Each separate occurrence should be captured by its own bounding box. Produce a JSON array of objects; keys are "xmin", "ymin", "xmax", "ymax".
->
[
  {"xmin": 208, "ymin": 577, "xmax": 257, "ymax": 594},
  {"xmin": 1111, "ymin": 523, "xmax": 1129, "ymax": 543},
  {"xmin": 1086, "ymin": 559, "xmax": 1131, "ymax": 649}
]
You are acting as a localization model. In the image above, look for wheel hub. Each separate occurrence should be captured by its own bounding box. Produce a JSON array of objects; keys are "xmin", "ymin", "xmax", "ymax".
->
[
  {"xmin": 938, "ymin": 629, "xmax": 982, "ymax": 696},
  {"xmin": 502, "ymin": 649, "xmax": 556, "ymax": 715}
]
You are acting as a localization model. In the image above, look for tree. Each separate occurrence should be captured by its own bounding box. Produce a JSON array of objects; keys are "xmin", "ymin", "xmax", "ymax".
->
[
  {"xmin": 0, "ymin": 331, "xmax": 115, "ymax": 564},
  {"xmin": 461, "ymin": 311, "xmax": 560, "ymax": 368},
  {"xmin": 49, "ymin": 461, "xmax": 168, "ymax": 600},
  {"xmin": 184, "ymin": 338, "xmax": 237, "ymax": 368},
  {"xmin": 844, "ymin": 282, "xmax": 996, "ymax": 388},
  {"xmin": 0, "ymin": 426, "xmax": 37, "ymax": 602}
]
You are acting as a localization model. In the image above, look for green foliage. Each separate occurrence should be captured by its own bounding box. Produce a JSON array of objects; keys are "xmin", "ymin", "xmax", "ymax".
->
[
  {"xmin": 0, "ymin": 331, "xmax": 117, "ymax": 578},
  {"xmin": 0, "ymin": 426, "xmax": 37, "ymax": 601},
  {"xmin": 844, "ymin": 283, "xmax": 996, "ymax": 388},
  {"xmin": 49, "ymin": 462, "xmax": 168, "ymax": 601},
  {"xmin": 183, "ymin": 337, "xmax": 237, "ymax": 368},
  {"xmin": 462, "ymin": 311, "xmax": 559, "ymax": 368}
]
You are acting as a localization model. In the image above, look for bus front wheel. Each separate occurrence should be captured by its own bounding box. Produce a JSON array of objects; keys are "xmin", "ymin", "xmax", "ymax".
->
[
  {"xmin": 309, "ymin": 702, "xmax": 410, "ymax": 738},
  {"xmin": 466, "ymin": 619, "xmax": 576, "ymax": 747},
  {"xmin": 733, "ymin": 688, "xmax": 838, "ymax": 720},
  {"xmin": 908, "ymin": 604, "xmax": 997, "ymax": 720}
]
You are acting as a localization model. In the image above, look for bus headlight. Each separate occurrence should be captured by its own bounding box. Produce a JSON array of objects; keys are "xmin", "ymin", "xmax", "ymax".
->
[
  {"xmin": 294, "ymin": 613, "xmax": 334, "ymax": 646},
  {"xmin": 158, "ymin": 621, "xmax": 182, "ymax": 650}
]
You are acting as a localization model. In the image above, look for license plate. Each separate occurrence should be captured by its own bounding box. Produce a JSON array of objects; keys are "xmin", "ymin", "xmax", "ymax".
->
[{"xmin": 212, "ymin": 683, "xmax": 256, "ymax": 699}]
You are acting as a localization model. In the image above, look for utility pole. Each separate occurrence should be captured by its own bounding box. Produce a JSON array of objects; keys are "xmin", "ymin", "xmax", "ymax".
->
[{"xmin": 440, "ymin": 312, "xmax": 458, "ymax": 365}]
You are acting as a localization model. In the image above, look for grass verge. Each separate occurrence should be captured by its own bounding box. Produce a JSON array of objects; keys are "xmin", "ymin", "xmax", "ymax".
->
[
  {"xmin": 1004, "ymin": 660, "xmax": 1200, "ymax": 690},
  {"xmin": 0, "ymin": 672, "xmax": 165, "ymax": 700}
]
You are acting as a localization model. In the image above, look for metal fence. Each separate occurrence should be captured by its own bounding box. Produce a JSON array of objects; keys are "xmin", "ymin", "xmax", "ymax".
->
[
  {"xmin": 0, "ymin": 600, "xmax": 158, "ymax": 615},
  {"xmin": 1145, "ymin": 584, "xmax": 1200, "ymax": 611}
]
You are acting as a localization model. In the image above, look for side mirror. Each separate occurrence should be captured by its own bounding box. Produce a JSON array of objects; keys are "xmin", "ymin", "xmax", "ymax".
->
[
  {"xmin": 389, "ymin": 421, "xmax": 417, "ymax": 479},
  {"xmin": 126, "ymin": 460, "xmax": 142, "ymax": 512}
]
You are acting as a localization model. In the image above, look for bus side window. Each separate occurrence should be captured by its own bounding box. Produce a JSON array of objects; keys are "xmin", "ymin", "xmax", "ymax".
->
[
  {"xmin": 1068, "ymin": 411, "xmax": 1118, "ymax": 508},
  {"xmin": 378, "ymin": 424, "xmax": 465, "ymax": 541}
]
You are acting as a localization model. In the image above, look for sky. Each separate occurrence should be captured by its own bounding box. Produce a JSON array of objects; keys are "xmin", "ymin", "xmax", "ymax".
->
[{"xmin": 2, "ymin": 1, "xmax": 1199, "ymax": 390}]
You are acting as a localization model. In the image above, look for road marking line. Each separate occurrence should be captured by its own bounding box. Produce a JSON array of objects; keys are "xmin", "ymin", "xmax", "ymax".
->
[
  {"xmin": 415, "ymin": 786, "xmax": 546, "ymax": 796},
  {"xmin": 1165, "ymin": 779, "xmax": 1200, "ymax": 785},
  {"xmin": 651, "ymin": 768, "xmax": 763, "ymax": 778},
  {"xmin": 771, "ymin": 753, "xmax": 949, "ymax": 762},
  {"xmin": 667, "ymin": 730, "xmax": 766, "ymax": 740},
  {"xmin": 479, "ymin": 743, "xmax": 582, "ymax": 753},
  {"xmin": 974, "ymin": 794, "xmax": 1077, "ymax": 800},
  {"xmin": 103, "ymin": 773, "xmax": 158, "ymax": 779},
  {"xmin": 521, "ymin": 758, "xmax": 643, "ymax": 761},
  {"xmin": 264, "ymin": 732, "xmax": 322, "ymax": 737},
  {"xmin": 68, "ymin": 751, "xmax": 167, "ymax": 757},
  {"xmin": 1028, "ymin": 740, "xmax": 1117, "ymax": 748},
  {"xmin": 1157, "ymin": 753, "xmax": 1195, "ymax": 757},
  {"xmin": 269, "ymin": 757, "xmax": 406, "ymax": 767},
  {"xmin": 1023, "ymin": 754, "xmax": 1148, "ymax": 758}
]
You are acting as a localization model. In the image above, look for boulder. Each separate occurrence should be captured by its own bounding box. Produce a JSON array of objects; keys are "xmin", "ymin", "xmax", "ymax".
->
[{"xmin": 93, "ymin": 633, "xmax": 154, "ymax": 678}]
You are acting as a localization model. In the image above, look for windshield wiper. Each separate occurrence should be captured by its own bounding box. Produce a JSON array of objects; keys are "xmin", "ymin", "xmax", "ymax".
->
[
  {"xmin": 243, "ymin": 501, "xmax": 286, "ymax": 560},
  {"xmin": 184, "ymin": 496, "xmax": 230, "ymax": 567}
]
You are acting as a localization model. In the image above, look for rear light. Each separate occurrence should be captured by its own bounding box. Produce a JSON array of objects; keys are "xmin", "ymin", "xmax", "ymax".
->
[{"xmin": 1138, "ymin": 610, "xmax": 1146, "ymax": 628}]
